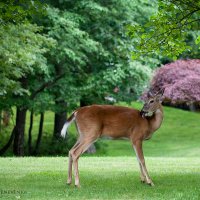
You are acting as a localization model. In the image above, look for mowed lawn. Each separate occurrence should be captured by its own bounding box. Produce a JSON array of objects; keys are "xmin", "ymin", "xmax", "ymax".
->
[
  {"xmin": 1, "ymin": 103, "xmax": 200, "ymax": 199},
  {"xmin": 0, "ymin": 157, "xmax": 200, "ymax": 200}
]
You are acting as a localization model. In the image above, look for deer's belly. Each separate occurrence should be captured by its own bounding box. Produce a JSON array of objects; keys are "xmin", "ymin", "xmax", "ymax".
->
[
  {"xmin": 101, "ymin": 127, "xmax": 131, "ymax": 139},
  {"xmin": 144, "ymin": 132, "xmax": 153, "ymax": 140}
]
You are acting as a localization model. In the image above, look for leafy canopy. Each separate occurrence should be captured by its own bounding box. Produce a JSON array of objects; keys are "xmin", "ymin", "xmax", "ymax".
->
[
  {"xmin": 0, "ymin": 0, "xmax": 46, "ymax": 24},
  {"xmin": 42, "ymin": 0, "xmax": 155, "ymax": 109},
  {"xmin": 128, "ymin": 0, "xmax": 200, "ymax": 59},
  {"xmin": 0, "ymin": 23, "xmax": 54, "ymax": 97}
]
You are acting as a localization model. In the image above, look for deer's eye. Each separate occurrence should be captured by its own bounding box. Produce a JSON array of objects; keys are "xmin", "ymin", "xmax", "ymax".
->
[{"xmin": 149, "ymin": 100, "xmax": 154, "ymax": 104}]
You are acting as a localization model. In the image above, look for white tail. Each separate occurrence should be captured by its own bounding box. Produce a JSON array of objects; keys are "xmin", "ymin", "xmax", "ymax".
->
[
  {"xmin": 61, "ymin": 112, "xmax": 76, "ymax": 138},
  {"xmin": 62, "ymin": 90, "xmax": 164, "ymax": 187},
  {"xmin": 60, "ymin": 123, "xmax": 69, "ymax": 138}
]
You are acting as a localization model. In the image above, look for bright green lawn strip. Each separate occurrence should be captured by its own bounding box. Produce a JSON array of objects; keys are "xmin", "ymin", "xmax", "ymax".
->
[{"xmin": 0, "ymin": 157, "xmax": 200, "ymax": 200}]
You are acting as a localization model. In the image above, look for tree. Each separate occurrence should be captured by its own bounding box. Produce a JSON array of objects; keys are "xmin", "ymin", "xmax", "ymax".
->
[
  {"xmin": 0, "ymin": 1, "xmax": 60, "ymax": 156},
  {"xmin": 144, "ymin": 59, "xmax": 200, "ymax": 108},
  {"xmin": 41, "ymin": 1, "xmax": 155, "ymax": 139},
  {"xmin": 0, "ymin": 23, "xmax": 54, "ymax": 104},
  {"xmin": 68, "ymin": 0, "xmax": 156, "ymax": 102},
  {"xmin": 37, "ymin": 6, "xmax": 104, "ymax": 139},
  {"xmin": 1, "ymin": 0, "xmax": 156, "ymax": 156},
  {"xmin": 128, "ymin": 0, "xmax": 200, "ymax": 59},
  {"xmin": 0, "ymin": 22, "xmax": 55, "ymax": 156},
  {"xmin": 0, "ymin": 0, "xmax": 46, "ymax": 24}
]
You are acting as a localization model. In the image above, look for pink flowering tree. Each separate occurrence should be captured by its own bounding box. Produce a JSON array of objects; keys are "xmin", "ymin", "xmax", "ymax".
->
[{"xmin": 145, "ymin": 59, "xmax": 200, "ymax": 108}]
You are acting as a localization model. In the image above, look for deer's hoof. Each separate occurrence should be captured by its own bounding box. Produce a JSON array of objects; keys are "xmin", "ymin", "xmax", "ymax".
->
[
  {"xmin": 147, "ymin": 182, "xmax": 155, "ymax": 187},
  {"xmin": 141, "ymin": 180, "xmax": 145, "ymax": 184},
  {"xmin": 140, "ymin": 177, "xmax": 146, "ymax": 184},
  {"xmin": 75, "ymin": 184, "xmax": 81, "ymax": 188},
  {"xmin": 67, "ymin": 180, "xmax": 72, "ymax": 185}
]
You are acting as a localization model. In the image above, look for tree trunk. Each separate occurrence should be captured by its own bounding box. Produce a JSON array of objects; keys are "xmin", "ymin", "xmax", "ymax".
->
[
  {"xmin": 0, "ymin": 110, "xmax": 2, "ymax": 133},
  {"xmin": 189, "ymin": 103, "xmax": 196, "ymax": 112},
  {"xmin": 0, "ymin": 126, "xmax": 16, "ymax": 155},
  {"xmin": 13, "ymin": 107, "xmax": 27, "ymax": 156},
  {"xmin": 85, "ymin": 143, "xmax": 96, "ymax": 154},
  {"xmin": 2, "ymin": 110, "xmax": 10, "ymax": 126},
  {"xmin": 80, "ymin": 97, "xmax": 90, "ymax": 107},
  {"xmin": 54, "ymin": 112, "xmax": 67, "ymax": 139},
  {"xmin": 53, "ymin": 63, "xmax": 67, "ymax": 139},
  {"xmin": 28, "ymin": 110, "xmax": 34, "ymax": 155},
  {"xmin": 53, "ymin": 100, "xmax": 67, "ymax": 139},
  {"xmin": 33, "ymin": 112, "xmax": 44, "ymax": 155}
]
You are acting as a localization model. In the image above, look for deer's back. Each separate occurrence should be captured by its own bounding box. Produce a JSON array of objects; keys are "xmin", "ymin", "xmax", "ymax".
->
[{"xmin": 75, "ymin": 105, "xmax": 148, "ymax": 139}]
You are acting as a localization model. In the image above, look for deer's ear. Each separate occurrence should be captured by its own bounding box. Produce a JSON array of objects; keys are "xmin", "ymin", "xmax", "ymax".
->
[
  {"xmin": 159, "ymin": 88, "xmax": 165, "ymax": 96},
  {"xmin": 156, "ymin": 94, "xmax": 163, "ymax": 102},
  {"xmin": 156, "ymin": 88, "xmax": 165, "ymax": 102},
  {"xmin": 147, "ymin": 90, "xmax": 154, "ymax": 98}
]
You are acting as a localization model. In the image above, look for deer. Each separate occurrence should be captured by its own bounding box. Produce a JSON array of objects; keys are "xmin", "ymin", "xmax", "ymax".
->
[{"xmin": 61, "ymin": 90, "xmax": 164, "ymax": 187}]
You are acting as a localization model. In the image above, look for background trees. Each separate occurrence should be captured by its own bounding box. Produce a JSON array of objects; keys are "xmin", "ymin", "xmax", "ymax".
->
[
  {"xmin": 0, "ymin": 0, "xmax": 155, "ymax": 156},
  {"xmin": 129, "ymin": 0, "xmax": 200, "ymax": 110},
  {"xmin": 2, "ymin": 0, "xmax": 199, "ymax": 156},
  {"xmin": 0, "ymin": 1, "xmax": 55, "ymax": 156}
]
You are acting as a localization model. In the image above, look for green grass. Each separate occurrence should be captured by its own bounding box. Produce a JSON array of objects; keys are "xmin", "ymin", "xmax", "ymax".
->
[{"xmin": 0, "ymin": 157, "xmax": 200, "ymax": 200}]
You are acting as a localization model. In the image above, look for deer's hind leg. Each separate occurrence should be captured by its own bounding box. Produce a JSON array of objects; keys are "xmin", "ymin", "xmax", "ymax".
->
[
  {"xmin": 67, "ymin": 139, "xmax": 80, "ymax": 185},
  {"xmin": 70, "ymin": 136, "xmax": 97, "ymax": 187}
]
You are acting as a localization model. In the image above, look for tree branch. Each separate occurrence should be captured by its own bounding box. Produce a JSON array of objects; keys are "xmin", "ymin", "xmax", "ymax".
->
[
  {"xmin": 178, "ymin": 9, "xmax": 200, "ymax": 24},
  {"xmin": 30, "ymin": 73, "xmax": 66, "ymax": 100},
  {"xmin": 182, "ymin": 18, "xmax": 200, "ymax": 27}
]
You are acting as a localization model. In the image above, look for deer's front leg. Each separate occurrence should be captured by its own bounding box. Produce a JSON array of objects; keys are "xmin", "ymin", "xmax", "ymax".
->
[
  {"xmin": 138, "ymin": 163, "xmax": 146, "ymax": 183},
  {"xmin": 133, "ymin": 144, "xmax": 146, "ymax": 183},
  {"xmin": 133, "ymin": 140, "xmax": 154, "ymax": 186}
]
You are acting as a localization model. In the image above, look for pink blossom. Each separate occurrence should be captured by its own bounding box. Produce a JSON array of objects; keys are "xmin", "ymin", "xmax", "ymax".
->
[{"xmin": 143, "ymin": 59, "xmax": 200, "ymax": 104}]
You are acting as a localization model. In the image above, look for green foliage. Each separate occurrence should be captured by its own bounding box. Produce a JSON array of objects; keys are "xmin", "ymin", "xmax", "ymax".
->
[
  {"xmin": 67, "ymin": 0, "xmax": 156, "ymax": 103},
  {"xmin": 0, "ymin": 22, "xmax": 55, "ymax": 109},
  {"xmin": 0, "ymin": 0, "xmax": 57, "ymax": 113},
  {"xmin": 38, "ymin": 6, "xmax": 106, "ymax": 111},
  {"xmin": 46, "ymin": 6, "xmax": 102, "ymax": 67},
  {"xmin": 84, "ymin": 61, "xmax": 152, "ymax": 103},
  {"xmin": 36, "ymin": 0, "xmax": 155, "ymax": 111},
  {"xmin": 0, "ymin": 0, "xmax": 46, "ymax": 24},
  {"xmin": 33, "ymin": 133, "xmax": 77, "ymax": 156},
  {"xmin": 128, "ymin": 0, "xmax": 200, "ymax": 59},
  {"xmin": 196, "ymin": 35, "xmax": 200, "ymax": 44},
  {"xmin": 0, "ymin": 0, "xmax": 156, "ymax": 113},
  {"xmin": 181, "ymin": 30, "xmax": 200, "ymax": 58}
]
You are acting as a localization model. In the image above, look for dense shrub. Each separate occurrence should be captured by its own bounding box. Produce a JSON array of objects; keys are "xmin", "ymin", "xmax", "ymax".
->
[{"xmin": 145, "ymin": 59, "xmax": 200, "ymax": 105}]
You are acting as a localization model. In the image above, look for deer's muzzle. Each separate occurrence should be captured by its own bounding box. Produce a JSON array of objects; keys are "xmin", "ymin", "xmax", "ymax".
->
[{"xmin": 140, "ymin": 110, "xmax": 154, "ymax": 118}]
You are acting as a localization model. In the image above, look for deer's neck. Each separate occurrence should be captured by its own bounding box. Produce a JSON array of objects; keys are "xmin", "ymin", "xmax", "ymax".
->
[{"xmin": 149, "ymin": 107, "xmax": 163, "ymax": 133}]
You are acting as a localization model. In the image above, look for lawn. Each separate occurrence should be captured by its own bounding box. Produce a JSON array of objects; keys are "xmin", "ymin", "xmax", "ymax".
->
[{"xmin": 0, "ymin": 157, "xmax": 200, "ymax": 200}]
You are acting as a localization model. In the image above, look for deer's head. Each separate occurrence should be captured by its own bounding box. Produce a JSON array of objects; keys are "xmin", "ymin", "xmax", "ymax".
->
[{"xmin": 140, "ymin": 90, "xmax": 164, "ymax": 118}]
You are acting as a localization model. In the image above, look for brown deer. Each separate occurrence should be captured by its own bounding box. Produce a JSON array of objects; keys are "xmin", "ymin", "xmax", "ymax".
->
[{"xmin": 61, "ymin": 90, "xmax": 164, "ymax": 187}]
